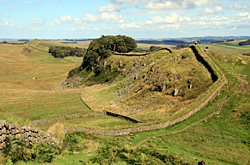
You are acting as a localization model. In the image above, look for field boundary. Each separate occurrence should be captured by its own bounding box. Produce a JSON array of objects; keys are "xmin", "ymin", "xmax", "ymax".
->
[
  {"xmin": 64, "ymin": 79, "xmax": 226, "ymax": 136},
  {"xmin": 132, "ymin": 92, "xmax": 238, "ymax": 149},
  {"xmin": 113, "ymin": 47, "xmax": 173, "ymax": 56},
  {"xmin": 31, "ymin": 45, "xmax": 227, "ymax": 136},
  {"xmin": 28, "ymin": 45, "xmax": 48, "ymax": 52},
  {"xmin": 30, "ymin": 112, "xmax": 105, "ymax": 126}
]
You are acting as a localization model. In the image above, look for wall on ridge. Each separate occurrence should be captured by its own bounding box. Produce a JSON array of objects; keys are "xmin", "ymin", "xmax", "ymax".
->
[
  {"xmin": 65, "ymin": 79, "xmax": 226, "ymax": 136},
  {"xmin": 65, "ymin": 45, "xmax": 226, "ymax": 136},
  {"xmin": 106, "ymin": 111, "xmax": 144, "ymax": 123},
  {"xmin": 31, "ymin": 112, "xmax": 105, "ymax": 126},
  {"xmin": 113, "ymin": 47, "xmax": 173, "ymax": 56},
  {"xmin": 0, "ymin": 120, "xmax": 59, "ymax": 150}
]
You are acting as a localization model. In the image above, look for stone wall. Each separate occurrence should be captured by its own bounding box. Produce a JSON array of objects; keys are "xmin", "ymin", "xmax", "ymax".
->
[
  {"xmin": 30, "ymin": 112, "xmax": 105, "ymax": 126},
  {"xmin": 28, "ymin": 45, "xmax": 48, "ymax": 52},
  {"xmin": 0, "ymin": 120, "xmax": 59, "ymax": 150},
  {"xmin": 64, "ymin": 45, "xmax": 226, "ymax": 136},
  {"xmin": 65, "ymin": 79, "xmax": 226, "ymax": 136},
  {"xmin": 113, "ymin": 47, "xmax": 173, "ymax": 56},
  {"xmin": 106, "ymin": 111, "xmax": 144, "ymax": 123}
]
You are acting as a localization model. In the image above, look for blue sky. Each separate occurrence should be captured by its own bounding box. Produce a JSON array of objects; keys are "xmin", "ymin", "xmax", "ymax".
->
[{"xmin": 0, "ymin": 0, "xmax": 250, "ymax": 39}]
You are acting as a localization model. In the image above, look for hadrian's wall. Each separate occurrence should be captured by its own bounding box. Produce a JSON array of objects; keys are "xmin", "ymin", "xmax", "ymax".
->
[
  {"xmin": 31, "ymin": 112, "xmax": 105, "ymax": 126},
  {"xmin": 112, "ymin": 48, "xmax": 173, "ymax": 56},
  {"xmin": 0, "ymin": 120, "xmax": 59, "ymax": 150},
  {"xmin": 65, "ymin": 79, "xmax": 226, "ymax": 136},
  {"xmin": 64, "ymin": 45, "xmax": 226, "ymax": 135}
]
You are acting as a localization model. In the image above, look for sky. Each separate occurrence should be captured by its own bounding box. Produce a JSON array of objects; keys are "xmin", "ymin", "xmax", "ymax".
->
[{"xmin": 0, "ymin": 0, "xmax": 250, "ymax": 39}]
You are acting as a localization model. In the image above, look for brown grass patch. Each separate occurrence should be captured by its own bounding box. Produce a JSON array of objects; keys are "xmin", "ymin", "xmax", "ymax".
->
[{"xmin": 47, "ymin": 123, "xmax": 65, "ymax": 140}]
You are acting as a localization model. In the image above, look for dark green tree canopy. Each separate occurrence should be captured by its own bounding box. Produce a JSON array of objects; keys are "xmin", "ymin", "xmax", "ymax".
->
[
  {"xmin": 81, "ymin": 35, "xmax": 137, "ymax": 70},
  {"xmin": 48, "ymin": 46, "xmax": 86, "ymax": 58}
]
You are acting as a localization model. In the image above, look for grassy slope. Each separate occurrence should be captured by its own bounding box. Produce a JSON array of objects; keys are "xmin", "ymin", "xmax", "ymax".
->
[
  {"xmin": 0, "ymin": 41, "xmax": 91, "ymax": 125},
  {"xmin": 49, "ymin": 46, "xmax": 249, "ymax": 165},
  {"xmin": 80, "ymin": 48, "xmax": 213, "ymax": 123},
  {"xmin": 200, "ymin": 40, "xmax": 250, "ymax": 54},
  {"xmin": 120, "ymin": 50, "xmax": 250, "ymax": 164}
]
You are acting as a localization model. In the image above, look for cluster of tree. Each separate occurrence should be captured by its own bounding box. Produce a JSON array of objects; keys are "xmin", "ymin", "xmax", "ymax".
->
[
  {"xmin": 48, "ymin": 46, "xmax": 86, "ymax": 58},
  {"xmin": 226, "ymin": 39, "xmax": 234, "ymax": 42},
  {"xmin": 239, "ymin": 39, "xmax": 250, "ymax": 46},
  {"xmin": 211, "ymin": 40, "xmax": 224, "ymax": 44},
  {"xmin": 3, "ymin": 41, "xmax": 7, "ymax": 43},
  {"xmin": 174, "ymin": 43, "xmax": 190, "ymax": 50},
  {"xmin": 18, "ymin": 39, "xmax": 30, "ymax": 42},
  {"xmin": 80, "ymin": 35, "xmax": 137, "ymax": 71}
]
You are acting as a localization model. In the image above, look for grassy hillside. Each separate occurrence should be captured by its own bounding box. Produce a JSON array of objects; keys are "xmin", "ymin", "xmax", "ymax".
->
[
  {"xmin": 0, "ymin": 40, "xmax": 90, "ymax": 125},
  {"xmin": 76, "ymin": 48, "xmax": 213, "ymax": 123},
  {"xmin": 200, "ymin": 40, "xmax": 250, "ymax": 54},
  {"xmin": 0, "ymin": 39, "xmax": 249, "ymax": 164}
]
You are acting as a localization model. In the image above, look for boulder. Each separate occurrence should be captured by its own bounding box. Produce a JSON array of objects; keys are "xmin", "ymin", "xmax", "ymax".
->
[{"xmin": 174, "ymin": 89, "xmax": 179, "ymax": 96}]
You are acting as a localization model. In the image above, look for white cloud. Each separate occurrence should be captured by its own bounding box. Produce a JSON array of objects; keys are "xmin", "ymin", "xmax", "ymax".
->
[
  {"xmin": 100, "ymin": 12, "xmax": 124, "ymax": 23},
  {"xmin": 49, "ymin": 12, "xmax": 125, "ymax": 26},
  {"xmin": 49, "ymin": 14, "xmax": 100, "ymax": 25},
  {"xmin": 80, "ymin": 26, "xmax": 85, "ymax": 29},
  {"xmin": 17, "ymin": 25, "xmax": 25, "ymax": 29},
  {"xmin": 144, "ymin": 1, "xmax": 195, "ymax": 10},
  {"xmin": 25, "ymin": 1, "xmax": 31, "ymax": 4},
  {"xmin": 93, "ymin": 27, "xmax": 100, "ymax": 30},
  {"xmin": 159, "ymin": 24, "xmax": 181, "ymax": 29},
  {"xmin": 119, "ymin": 23, "xmax": 142, "ymax": 29},
  {"xmin": 7, "ymin": 8, "xmax": 13, "ymax": 10},
  {"xmin": 201, "ymin": 6, "xmax": 223, "ymax": 14},
  {"xmin": 97, "ymin": 4, "xmax": 123, "ymax": 13},
  {"xmin": 35, "ymin": 0, "xmax": 43, "ymax": 5},
  {"xmin": 110, "ymin": 0, "xmax": 219, "ymax": 9},
  {"xmin": 230, "ymin": 27, "xmax": 237, "ymax": 30},
  {"xmin": 0, "ymin": 21, "xmax": 15, "ymax": 27},
  {"xmin": 239, "ymin": 12, "xmax": 249, "ymax": 16},
  {"xmin": 191, "ymin": 0, "xmax": 218, "ymax": 8},
  {"xmin": 26, "ymin": 18, "xmax": 40, "ymax": 26},
  {"xmin": 110, "ymin": 0, "xmax": 134, "ymax": 4},
  {"xmin": 227, "ymin": 3, "xmax": 250, "ymax": 10},
  {"xmin": 31, "ymin": 28, "xmax": 41, "ymax": 30},
  {"xmin": 70, "ymin": 28, "xmax": 76, "ymax": 31},
  {"xmin": 0, "ymin": 14, "xmax": 10, "ymax": 17},
  {"xmin": 145, "ymin": 14, "xmax": 185, "ymax": 24}
]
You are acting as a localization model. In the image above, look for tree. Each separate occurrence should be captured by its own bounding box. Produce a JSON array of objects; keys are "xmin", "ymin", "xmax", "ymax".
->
[
  {"xmin": 76, "ymin": 35, "xmax": 137, "ymax": 74},
  {"xmin": 123, "ymin": 35, "xmax": 137, "ymax": 52}
]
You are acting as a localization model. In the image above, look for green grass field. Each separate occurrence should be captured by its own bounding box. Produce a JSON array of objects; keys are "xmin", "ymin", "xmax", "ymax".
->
[
  {"xmin": 200, "ymin": 40, "xmax": 250, "ymax": 54},
  {"xmin": 0, "ymin": 40, "xmax": 249, "ymax": 164}
]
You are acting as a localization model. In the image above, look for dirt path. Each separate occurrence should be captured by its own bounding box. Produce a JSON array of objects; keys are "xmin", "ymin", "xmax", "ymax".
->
[{"xmin": 132, "ymin": 92, "xmax": 237, "ymax": 149}]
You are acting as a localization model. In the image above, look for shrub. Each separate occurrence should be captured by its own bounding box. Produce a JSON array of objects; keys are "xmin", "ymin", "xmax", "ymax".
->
[{"xmin": 3, "ymin": 137, "xmax": 62, "ymax": 164}]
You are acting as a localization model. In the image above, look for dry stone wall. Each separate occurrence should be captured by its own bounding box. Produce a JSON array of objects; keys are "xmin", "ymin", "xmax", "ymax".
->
[
  {"xmin": 113, "ymin": 48, "xmax": 173, "ymax": 56},
  {"xmin": 30, "ymin": 112, "xmax": 105, "ymax": 126},
  {"xmin": 64, "ymin": 45, "xmax": 226, "ymax": 136},
  {"xmin": 106, "ymin": 111, "xmax": 144, "ymax": 123},
  {"xmin": 0, "ymin": 120, "xmax": 59, "ymax": 150},
  {"xmin": 65, "ymin": 79, "xmax": 226, "ymax": 136}
]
